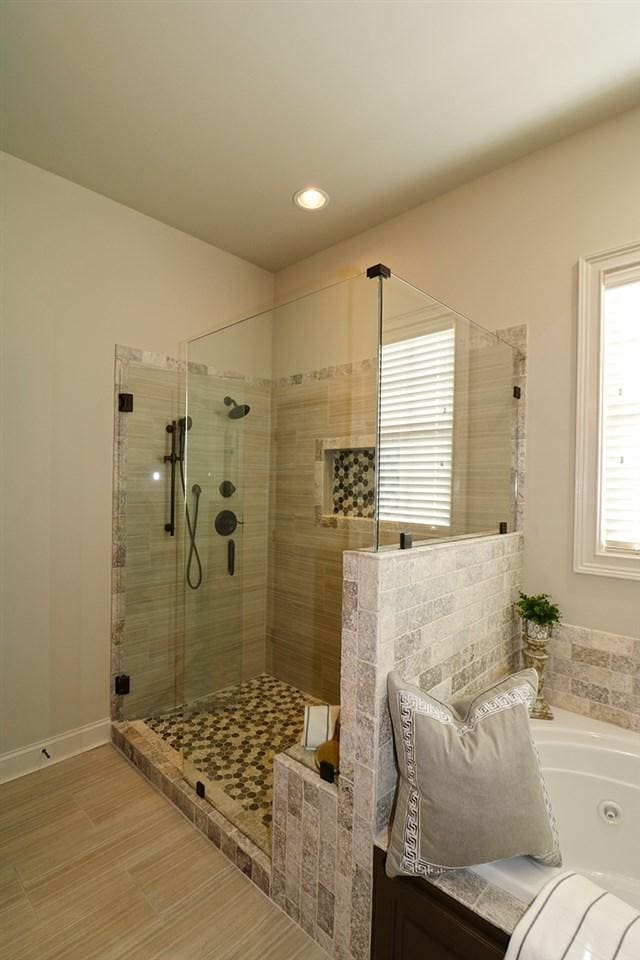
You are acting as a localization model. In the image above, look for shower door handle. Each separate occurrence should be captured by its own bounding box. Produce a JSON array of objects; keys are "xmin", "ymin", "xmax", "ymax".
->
[{"xmin": 227, "ymin": 539, "xmax": 235, "ymax": 576}]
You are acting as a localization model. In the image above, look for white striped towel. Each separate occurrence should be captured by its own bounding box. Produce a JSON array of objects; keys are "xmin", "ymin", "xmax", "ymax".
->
[{"xmin": 506, "ymin": 871, "xmax": 640, "ymax": 960}]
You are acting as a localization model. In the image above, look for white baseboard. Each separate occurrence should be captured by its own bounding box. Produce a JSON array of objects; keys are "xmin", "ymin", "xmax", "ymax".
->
[{"xmin": 0, "ymin": 718, "xmax": 111, "ymax": 784}]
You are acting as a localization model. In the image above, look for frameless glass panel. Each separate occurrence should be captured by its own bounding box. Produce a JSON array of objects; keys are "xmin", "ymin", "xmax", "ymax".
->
[
  {"xmin": 376, "ymin": 274, "xmax": 519, "ymax": 548},
  {"xmin": 179, "ymin": 273, "xmax": 379, "ymax": 852},
  {"xmin": 182, "ymin": 316, "xmax": 270, "ymax": 703},
  {"xmin": 118, "ymin": 358, "xmax": 184, "ymax": 721}
]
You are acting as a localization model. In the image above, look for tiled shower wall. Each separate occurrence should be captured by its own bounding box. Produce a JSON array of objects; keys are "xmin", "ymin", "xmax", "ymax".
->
[
  {"xmin": 547, "ymin": 623, "xmax": 640, "ymax": 732},
  {"xmin": 114, "ymin": 354, "xmax": 380, "ymax": 715},
  {"xmin": 267, "ymin": 361, "xmax": 378, "ymax": 704},
  {"xmin": 266, "ymin": 326, "xmax": 526, "ymax": 704},
  {"xmin": 112, "ymin": 348, "xmax": 271, "ymax": 719},
  {"xmin": 272, "ymin": 532, "xmax": 524, "ymax": 960},
  {"xmin": 114, "ymin": 324, "xmax": 526, "ymax": 717},
  {"xmin": 182, "ymin": 366, "xmax": 271, "ymax": 701}
]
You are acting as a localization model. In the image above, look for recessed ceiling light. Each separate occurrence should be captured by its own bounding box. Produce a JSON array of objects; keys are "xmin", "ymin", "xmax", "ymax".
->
[{"xmin": 293, "ymin": 186, "xmax": 330, "ymax": 211}]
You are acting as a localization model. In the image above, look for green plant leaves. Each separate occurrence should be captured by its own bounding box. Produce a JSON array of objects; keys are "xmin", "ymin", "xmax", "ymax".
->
[{"xmin": 515, "ymin": 591, "xmax": 561, "ymax": 626}]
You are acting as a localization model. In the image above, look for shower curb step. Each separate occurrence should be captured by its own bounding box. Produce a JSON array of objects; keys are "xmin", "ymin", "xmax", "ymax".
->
[{"xmin": 111, "ymin": 721, "xmax": 272, "ymax": 896}]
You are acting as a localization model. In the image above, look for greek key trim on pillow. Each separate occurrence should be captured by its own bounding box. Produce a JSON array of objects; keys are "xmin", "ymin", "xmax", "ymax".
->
[{"xmin": 386, "ymin": 669, "xmax": 562, "ymax": 880}]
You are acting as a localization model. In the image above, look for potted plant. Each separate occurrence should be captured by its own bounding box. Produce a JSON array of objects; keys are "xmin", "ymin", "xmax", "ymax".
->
[{"xmin": 515, "ymin": 592, "xmax": 562, "ymax": 720}]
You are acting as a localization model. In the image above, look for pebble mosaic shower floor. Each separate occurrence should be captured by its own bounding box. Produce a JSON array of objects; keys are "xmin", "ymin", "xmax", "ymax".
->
[{"xmin": 146, "ymin": 674, "xmax": 318, "ymax": 853}]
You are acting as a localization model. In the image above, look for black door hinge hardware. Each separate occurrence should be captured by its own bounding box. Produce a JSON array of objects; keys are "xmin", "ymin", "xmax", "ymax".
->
[
  {"xmin": 115, "ymin": 674, "xmax": 130, "ymax": 695},
  {"xmin": 499, "ymin": 522, "xmax": 508, "ymax": 535},
  {"xmin": 400, "ymin": 532, "xmax": 413, "ymax": 549},
  {"xmin": 366, "ymin": 263, "xmax": 391, "ymax": 279},
  {"xmin": 513, "ymin": 386, "xmax": 521, "ymax": 399},
  {"xmin": 196, "ymin": 781, "xmax": 206, "ymax": 799},
  {"xmin": 118, "ymin": 393, "xmax": 134, "ymax": 412}
]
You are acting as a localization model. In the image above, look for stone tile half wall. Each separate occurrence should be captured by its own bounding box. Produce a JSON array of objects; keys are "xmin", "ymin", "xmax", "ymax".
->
[
  {"xmin": 343, "ymin": 532, "xmax": 524, "ymax": 847},
  {"xmin": 272, "ymin": 532, "xmax": 524, "ymax": 960},
  {"xmin": 546, "ymin": 623, "xmax": 640, "ymax": 732}
]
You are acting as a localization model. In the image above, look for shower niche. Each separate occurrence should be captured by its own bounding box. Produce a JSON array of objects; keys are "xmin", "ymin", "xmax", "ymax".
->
[{"xmin": 315, "ymin": 439, "xmax": 377, "ymax": 524}]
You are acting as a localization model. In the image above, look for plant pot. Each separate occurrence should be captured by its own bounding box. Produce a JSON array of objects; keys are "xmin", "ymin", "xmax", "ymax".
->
[{"xmin": 522, "ymin": 620, "xmax": 554, "ymax": 720}]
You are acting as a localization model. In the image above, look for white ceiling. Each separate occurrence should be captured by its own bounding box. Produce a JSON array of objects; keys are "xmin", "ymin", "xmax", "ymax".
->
[{"xmin": 2, "ymin": 1, "xmax": 640, "ymax": 272}]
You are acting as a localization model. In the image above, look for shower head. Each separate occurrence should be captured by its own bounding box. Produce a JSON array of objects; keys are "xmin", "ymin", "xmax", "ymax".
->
[
  {"xmin": 223, "ymin": 396, "xmax": 251, "ymax": 419},
  {"xmin": 229, "ymin": 403, "xmax": 250, "ymax": 419}
]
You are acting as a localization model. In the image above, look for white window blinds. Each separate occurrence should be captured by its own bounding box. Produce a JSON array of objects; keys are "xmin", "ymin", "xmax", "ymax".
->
[
  {"xmin": 600, "ymin": 278, "xmax": 640, "ymax": 554},
  {"xmin": 379, "ymin": 328, "xmax": 455, "ymax": 526}
]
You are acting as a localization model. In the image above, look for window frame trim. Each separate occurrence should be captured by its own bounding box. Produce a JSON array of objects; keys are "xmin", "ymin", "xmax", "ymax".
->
[{"xmin": 574, "ymin": 239, "xmax": 640, "ymax": 581}]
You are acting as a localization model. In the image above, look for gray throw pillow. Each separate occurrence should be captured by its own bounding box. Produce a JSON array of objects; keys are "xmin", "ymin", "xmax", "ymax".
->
[{"xmin": 386, "ymin": 668, "xmax": 561, "ymax": 879}]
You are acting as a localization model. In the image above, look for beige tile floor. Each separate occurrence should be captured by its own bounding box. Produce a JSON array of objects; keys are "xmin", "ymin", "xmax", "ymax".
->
[{"xmin": 0, "ymin": 745, "xmax": 327, "ymax": 960}]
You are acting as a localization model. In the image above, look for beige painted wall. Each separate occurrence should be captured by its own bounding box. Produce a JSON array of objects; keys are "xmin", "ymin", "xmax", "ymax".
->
[
  {"xmin": 276, "ymin": 107, "xmax": 640, "ymax": 639},
  {"xmin": 0, "ymin": 153, "xmax": 273, "ymax": 755}
]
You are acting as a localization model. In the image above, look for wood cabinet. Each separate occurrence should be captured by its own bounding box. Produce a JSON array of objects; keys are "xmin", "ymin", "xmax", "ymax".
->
[{"xmin": 371, "ymin": 847, "xmax": 509, "ymax": 960}]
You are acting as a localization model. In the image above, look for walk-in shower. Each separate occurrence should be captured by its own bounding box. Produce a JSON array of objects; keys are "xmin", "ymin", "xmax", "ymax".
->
[{"xmin": 112, "ymin": 267, "xmax": 521, "ymax": 855}]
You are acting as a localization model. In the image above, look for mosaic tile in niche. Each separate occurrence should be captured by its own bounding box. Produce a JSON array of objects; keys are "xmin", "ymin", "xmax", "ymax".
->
[{"xmin": 332, "ymin": 448, "xmax": 375, "ymax": 518}]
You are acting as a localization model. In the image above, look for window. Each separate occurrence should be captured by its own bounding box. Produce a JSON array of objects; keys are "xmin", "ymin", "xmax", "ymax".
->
[
  {"xmin": 574, "ymin": 241, "xmax": 640, "ymax": 580},
  {"xmin": 600, "ymin": 280, "xmax": 640, "ymax": 554},
  {"xmin": 378, "ymin": 327, "xmax": 455, "ymax": 527}
]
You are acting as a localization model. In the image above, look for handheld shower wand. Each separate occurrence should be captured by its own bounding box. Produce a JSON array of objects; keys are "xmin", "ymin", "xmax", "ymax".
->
[{"xmin": 177, "ymin": 417, "xmax": 203, "ymax": 591}]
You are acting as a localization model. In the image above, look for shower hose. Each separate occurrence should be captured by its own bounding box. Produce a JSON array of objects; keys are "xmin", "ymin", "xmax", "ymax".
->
[{"xmin": 179, "ymin": 459, "xmax": 203, "ymax": 590}]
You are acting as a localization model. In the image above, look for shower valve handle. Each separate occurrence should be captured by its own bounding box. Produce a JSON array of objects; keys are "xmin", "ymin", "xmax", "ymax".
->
[{"xmin": 214, "ymin": 509, "xmax": 242, "ymax": 536}]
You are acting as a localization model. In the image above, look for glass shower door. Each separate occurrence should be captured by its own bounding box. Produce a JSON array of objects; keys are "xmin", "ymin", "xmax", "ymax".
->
[{"xmin": 179, "ymin": 314, "xmax": 271, "ymax": 836}]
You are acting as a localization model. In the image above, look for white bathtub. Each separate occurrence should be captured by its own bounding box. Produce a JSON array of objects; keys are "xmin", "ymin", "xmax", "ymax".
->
[{"xmin": 473, "ymin": 707, "xmax": 640, "ymax": 910}]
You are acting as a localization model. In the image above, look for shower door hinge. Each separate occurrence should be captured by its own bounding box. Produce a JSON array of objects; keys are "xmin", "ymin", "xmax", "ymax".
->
[
  {"xmin": 366, "ymin": 262, "xmax": 391, "ymax": 279},
  {"xmin": 513, "ymin": 386, "xmax": 521, "ymax": 399},
  {"xmin": 196, "ymin": 781, "xmax": 206, "ymax": 799},
  {"xmin": 118, "ymin": 393, "xmax": 134, "ymax": 412},
  {"xmin": 499, "ymin": 522, "xmax": 508, "ymax": 535},
  {"xmin": 114, "ymin": 674, "xmax": 130, "ymax": 695}
]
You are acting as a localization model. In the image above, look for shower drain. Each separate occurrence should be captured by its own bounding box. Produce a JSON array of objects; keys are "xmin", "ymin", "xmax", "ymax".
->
[{"xmin": 598, "ymin": 800, "xmax": 623, "ymax": 824}]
